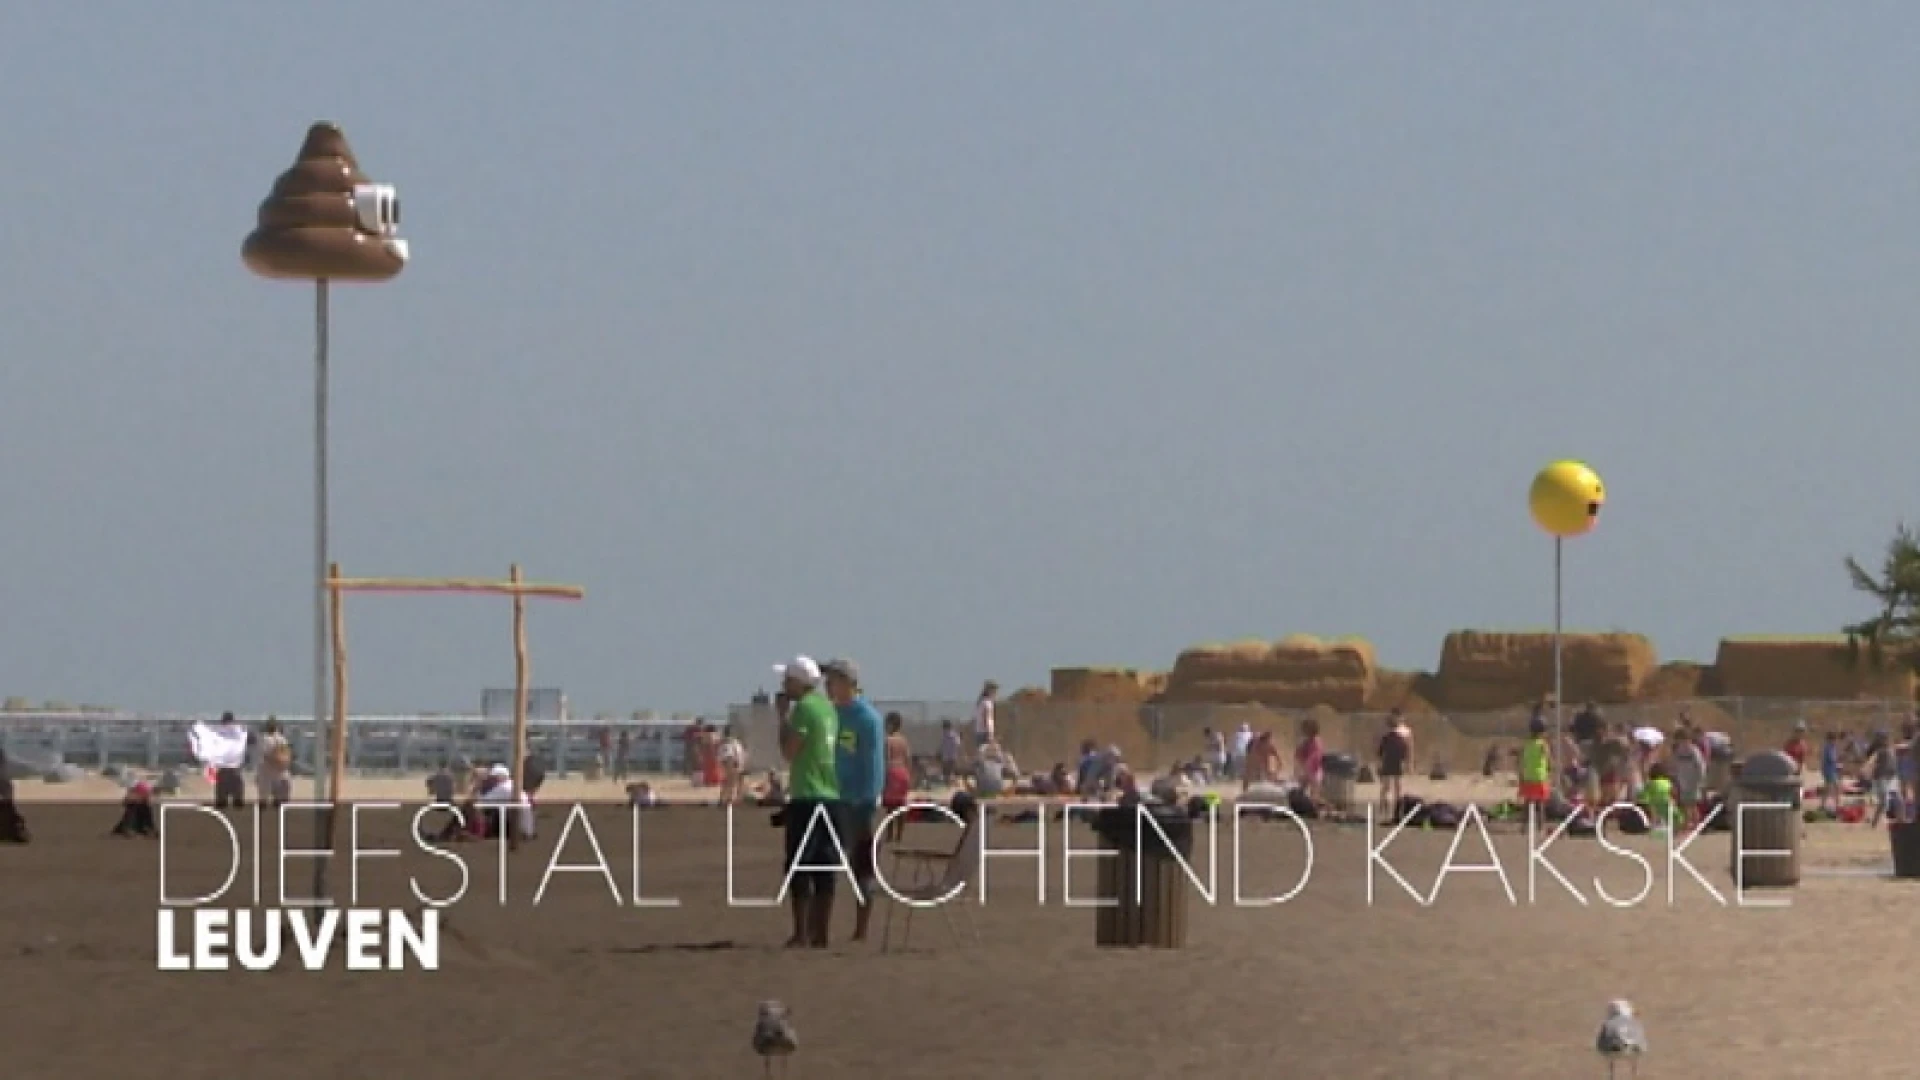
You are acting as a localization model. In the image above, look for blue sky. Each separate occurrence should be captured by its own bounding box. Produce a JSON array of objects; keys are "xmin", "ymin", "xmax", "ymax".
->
[{"xmin": 2, "ymin": 3, "xmax": 1915, "ymax": 713}]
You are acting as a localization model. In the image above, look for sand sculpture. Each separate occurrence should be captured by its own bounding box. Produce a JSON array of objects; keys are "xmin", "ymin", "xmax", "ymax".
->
[
  {"xmin": 1048, "ymin": 667, "xmax": 1164, "ymax": 702},
  {"xmin": 242, "ymin": 122, "xmax": 407, "ymax": 281},
  {"xmin": 1043, "ymin": 629, "xmax": 1908, "ymax": 714},
  {"xmin": 1162, "ymin": 635, "xmax": 1377, "ymax": 710},
  {"xmin": 1434, "ymin": 630, "xmax": 1654, "ymax": 710},
  {"xmin": 1713, "ymin": 636, "xmax": 1916, "ymax": 701}
]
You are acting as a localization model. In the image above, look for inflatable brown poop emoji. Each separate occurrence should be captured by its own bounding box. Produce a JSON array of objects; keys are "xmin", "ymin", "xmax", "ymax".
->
[{"xmin": 242, "ymin": 122, "xmax": 408, "ymax": 282}]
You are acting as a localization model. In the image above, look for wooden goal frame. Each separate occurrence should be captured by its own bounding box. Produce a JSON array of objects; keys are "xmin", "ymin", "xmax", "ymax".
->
[{"xmin": 316, "ymin": 562, "xmax": 583, "ymax": 891}]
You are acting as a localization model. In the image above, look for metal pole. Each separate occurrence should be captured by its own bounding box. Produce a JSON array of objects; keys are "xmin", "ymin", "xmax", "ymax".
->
[
  {"xmin": 312, "ymin": 279, "xmax": 332, "ymax": 900},
  {"xmin": 1553, "ymin": 536, "xmax": 1564, "ymax": 750}
]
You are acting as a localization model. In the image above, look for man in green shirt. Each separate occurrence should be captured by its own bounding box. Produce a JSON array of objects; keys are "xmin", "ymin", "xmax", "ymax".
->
[{"xmin": 774, "ymin": 655, "xmax": 845, "ymax": 948}]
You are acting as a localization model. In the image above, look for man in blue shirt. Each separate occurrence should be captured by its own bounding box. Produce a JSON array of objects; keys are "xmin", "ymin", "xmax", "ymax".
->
[{"xmin": 824, "ymin": 657, "xmax": 886, "ymax": 941}]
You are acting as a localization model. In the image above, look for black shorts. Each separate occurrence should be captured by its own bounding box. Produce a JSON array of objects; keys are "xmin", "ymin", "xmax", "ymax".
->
[
  {"xmin": 1379, "ymin": 762, "xmax": 1406, "ymax": 779},
  {"xmin": 783, "ymin": 800, "xmax": 847, "ymax": 899},
  {"xmin": 843, "ymin": 805, "xmax": 877, "ymax": 887}
]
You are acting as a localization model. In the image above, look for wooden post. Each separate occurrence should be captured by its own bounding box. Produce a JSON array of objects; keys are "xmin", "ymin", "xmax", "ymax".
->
[
  {"xmin": 330, "ymin": 561, "xmax": 350, "ymax": 807},
  {"xmin": 510, "ymin": 563, "xmax": 529, "ymax": 795},
  {"xmin": 314, "ymin": 561, "xmax": 349, "ymax": 902},
  {"xmin": 314, "ymin": 563, "xmax": 582, "ymax": 886}
]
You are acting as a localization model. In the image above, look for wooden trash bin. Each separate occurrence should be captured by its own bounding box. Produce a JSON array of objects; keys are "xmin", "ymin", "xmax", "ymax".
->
[
  {"xmin": 1092, "ymin": 804, "xmax": 1193, "ymax": 949},
  {"xmin": 1889, "ymin": 822, "xmax": 1920, "ymax": 879},
  {"xmin": 1728, "ymin": 750, "xmax": 1801, "ymax": 889}
]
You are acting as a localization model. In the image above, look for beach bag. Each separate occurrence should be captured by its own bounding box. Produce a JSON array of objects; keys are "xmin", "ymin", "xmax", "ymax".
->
[
  {"xmin": 1612, "ymin": 807, "xmax": 1651, "ymax": 836},
  {"xmin": 1393, "ymin": 795, "xmax": 1427, "ymax": 828},
  {"xmin": 1423, "ymin": 802, "xmax": 1461, "ymax": 830},
  {"xmin": 1286, "ymin": 786, "xmax": 1319, "ymax": 820}
]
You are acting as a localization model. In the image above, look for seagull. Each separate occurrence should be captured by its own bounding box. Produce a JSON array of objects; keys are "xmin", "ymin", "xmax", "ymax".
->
[
  {"xmin": 753, "ymin": 1000, "xmax": 798, "ymax": 1077},
  {"xmin": 1596, "ymin": 999, "xmax": 1648, "ymax": 1079}
]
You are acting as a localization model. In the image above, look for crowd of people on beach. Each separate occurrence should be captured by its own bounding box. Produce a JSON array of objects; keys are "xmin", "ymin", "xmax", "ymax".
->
[
  {"xmin": 1507, "ymin": 699, "xmax": 1920, "ymax": 829},
  {"xmin": 1128, "ymin": 697, "xmax": 1920, "ymax": 837},
  {"xmin": 11, "ymin": 684, "xmax": 1915, "ymax": 917}
]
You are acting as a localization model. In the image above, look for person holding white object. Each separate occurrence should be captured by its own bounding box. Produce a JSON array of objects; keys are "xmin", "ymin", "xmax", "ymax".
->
[{"xmin": 190, "ymin": 713, "xmax": 250, "ymax": 809}]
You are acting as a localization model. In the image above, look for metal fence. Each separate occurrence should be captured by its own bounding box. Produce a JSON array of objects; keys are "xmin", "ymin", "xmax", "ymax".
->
[
  {"xmin": 2, "ymin": 696, "xmax": 1911, "ymax": 780},
  {"xmin": 0, "ymin": 710, "xmax": 720, "ymax": 778},
  {"xmin": 727, "ymin": 696, "xmax": 1915, "ymax": 776}
]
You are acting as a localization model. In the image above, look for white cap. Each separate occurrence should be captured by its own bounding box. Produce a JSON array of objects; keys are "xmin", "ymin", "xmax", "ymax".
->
[
  {"xmin": 773, "ymin": 656, "xmax": 821, "ymax": 686},
  {"xmin": 489, "ymin": 764, "xmax": 511, "ymax": 780}
]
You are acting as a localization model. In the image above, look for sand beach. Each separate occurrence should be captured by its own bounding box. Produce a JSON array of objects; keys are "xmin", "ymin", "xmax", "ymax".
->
[{"xmin": 0, "ymin": 766, "xmax": 1911, "ymax": 1078}]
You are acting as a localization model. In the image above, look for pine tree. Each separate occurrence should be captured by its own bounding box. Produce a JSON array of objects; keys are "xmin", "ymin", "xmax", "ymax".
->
[{"xmin": 1843, "ymin": 523, "xmax": 1920, "ymax": 669}]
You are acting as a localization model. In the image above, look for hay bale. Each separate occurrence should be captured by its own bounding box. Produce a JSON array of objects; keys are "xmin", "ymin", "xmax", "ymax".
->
[
  {"xmin": 1049, "ymin": 667, "xmax": 1164, "ymax": 703},
  {"xmin": 1712, "ymin": 636, "xmax": 1915, "ymax": 700},
  {"xmin": 1366, "ymin": 669, "xmax": 1440, "ymax": 713},
  {"xmin": 1163, "ymin": 635, "xmax": 1377, "ymax": 710},
  {"xmin": 1433, "ymin": 630, "xmax": 1656, "ymax": 710},
  {"xmin": 1168, "ymin": 640, "xmax": 1284, "ymax": 680},
  {"xmin": 1639, "ymin": 661, "xmax": 1716, "ymax": 701}
]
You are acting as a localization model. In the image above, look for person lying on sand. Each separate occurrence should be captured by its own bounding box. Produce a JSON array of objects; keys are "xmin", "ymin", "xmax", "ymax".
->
[
  {"xmin": 754, "ymin": 771, "xmax": 788, "ymax": 806},
  {"xmin": 0, "ymin": 751, "xmax": 27, "ymax": 843},
  {"xmin": 111, "ymin": 779, "xmax": 157, "ymax": 837}
]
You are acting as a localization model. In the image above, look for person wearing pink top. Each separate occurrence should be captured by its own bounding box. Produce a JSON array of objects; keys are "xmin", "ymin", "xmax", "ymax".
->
[{"xmin": 1295, "ymin": 718, "xmax": 1325, "ymax": 800}]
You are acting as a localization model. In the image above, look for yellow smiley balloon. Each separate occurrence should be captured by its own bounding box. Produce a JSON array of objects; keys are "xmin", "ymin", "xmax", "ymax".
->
[{"xmin": 1528, "ymin": 460, "xmax": 1605, "ymax": 538}]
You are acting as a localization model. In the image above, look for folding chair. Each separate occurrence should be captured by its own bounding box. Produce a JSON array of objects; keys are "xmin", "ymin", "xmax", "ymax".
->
[{"xmin": 879, "ymin": 816, "xmax": 983, "ymax": 953}]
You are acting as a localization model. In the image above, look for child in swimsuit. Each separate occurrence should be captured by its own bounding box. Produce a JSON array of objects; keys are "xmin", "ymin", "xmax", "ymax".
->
[
  {"xmin": 881, "ymin": 712, "xmax": 913, "ymax": 842},
  {"xmin": 1640, "ymin": 763, "xmax": 1675, "ymax": 832},
  {"xmin": 1819, "ymin": 731, "xmax": 1842, "ymax": 813},
  {"xmin": 1518, "ymin": 717, "xmax": 1552, "ymax": 810}
]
